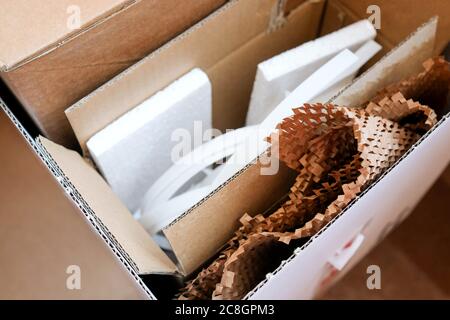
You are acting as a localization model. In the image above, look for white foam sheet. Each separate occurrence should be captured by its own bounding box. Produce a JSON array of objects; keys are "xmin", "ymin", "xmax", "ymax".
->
[
  {"xmin": 246, "ymin": 19, "xmax": 376, "ymax": 125},
  {"xmin": 213, "ymin": 49, "xmax": 359, "ymax": 188},
  {"xmin": 87, "ymin": 68, "xmax": 212, "ymax": 212}
]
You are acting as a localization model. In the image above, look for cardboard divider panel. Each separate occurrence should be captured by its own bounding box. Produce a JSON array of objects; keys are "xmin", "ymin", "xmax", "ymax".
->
[
  {"xmin": 332, "ymin": 18, "xmax": 436, "ymax": 106},
  {"xmin": 165, "ymin": 162, "xmax": 297, "ymax": 275}
]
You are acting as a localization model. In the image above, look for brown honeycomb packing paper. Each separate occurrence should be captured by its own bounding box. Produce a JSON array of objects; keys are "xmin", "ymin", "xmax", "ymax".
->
[
  {"xmin": 178, "ymin": 57, "xmax": 449, "ymax": 300},
  {"xmin": 370, "ymin": 57, "xmax": 450, "ymax": 118}
]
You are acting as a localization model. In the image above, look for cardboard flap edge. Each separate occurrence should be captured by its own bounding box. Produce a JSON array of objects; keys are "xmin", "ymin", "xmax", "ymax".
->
[{"xmin": 37, "ymin": 136, "xmax": 177, "ymax": 275}]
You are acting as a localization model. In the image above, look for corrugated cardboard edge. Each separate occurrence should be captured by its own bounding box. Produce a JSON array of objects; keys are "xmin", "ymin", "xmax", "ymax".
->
[
  {"xmin": 0, "ymin": 0, "xmax": 139, "ymax": 72},
  {"xmin": 164, "ymin": 16, "xmax": 438, "ymax": 280},
  {"xmin": 0, "ymin": 98, "xmax": 155, "ymax": 299},
  {"xmin": 36, "ymin": 136, "xmax": 178, "ymax": 277}
]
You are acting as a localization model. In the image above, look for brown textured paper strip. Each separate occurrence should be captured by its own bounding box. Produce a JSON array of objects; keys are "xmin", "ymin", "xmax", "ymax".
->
[{"xmin": 179, "ymin": 57, "xmax": 448, "ymax": 300}]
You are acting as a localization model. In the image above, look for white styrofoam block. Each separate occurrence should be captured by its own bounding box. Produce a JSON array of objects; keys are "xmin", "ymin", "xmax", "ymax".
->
[
  {"xmin": 87, "ymin": 68, "xmax": 212, "ymax": 212},
  {"xmin": 246, "ymin": 20, "xmax": 376, "ymax": 125}
]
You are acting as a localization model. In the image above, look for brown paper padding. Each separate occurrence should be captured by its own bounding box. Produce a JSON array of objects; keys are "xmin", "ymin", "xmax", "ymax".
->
[{"xmin": 178, "ymin": 57, "xmax": 448, "ymax": 300}]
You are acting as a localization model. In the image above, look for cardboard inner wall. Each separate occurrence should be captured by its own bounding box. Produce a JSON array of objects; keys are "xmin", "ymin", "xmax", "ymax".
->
[
  {"xmin": 1, "ymin": 0, "xmax": 227, "ymax": 149},
  {"xmin": 66, "ymin": 0, "xmax": 325, "ymax": 154},
  {"xmin": 166, "ymin": 162, "xmax": 297, "ymax": 275},
  {"xmin": 332, "ymin": 19, "xmax": 436, "ymax": 106}
]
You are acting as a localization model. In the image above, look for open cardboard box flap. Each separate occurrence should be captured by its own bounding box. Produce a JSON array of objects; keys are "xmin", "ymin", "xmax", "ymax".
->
[
  {"xmin": 0, "ymin": 0, "xmax": 137, "ymax": 72},
  {"xmin": 163, "ymin": 17, "xmax": 438, "ymax": 275},
  {"xmin": 37, "ymin": 137, "xmax": 177, "ymax": 275}
]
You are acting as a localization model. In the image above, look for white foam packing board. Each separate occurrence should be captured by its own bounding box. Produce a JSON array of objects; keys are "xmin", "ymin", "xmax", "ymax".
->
[
  {"xmin": 87, "ymin": 68, "xmax": 212, "ymax": 212},
  {"xmin": 246, "ymin": 19, "xmax": 376, "ymax": 125}
]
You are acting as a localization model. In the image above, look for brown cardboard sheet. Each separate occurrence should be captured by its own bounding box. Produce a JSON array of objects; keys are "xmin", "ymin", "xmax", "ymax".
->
[
  {"xmin": 165, "ymin": 161, "xmax": 297, "ymax": 275},
  {"xmin": 164, "ymin": 17, "xmax": 438, "ymax": 276},
  {"xmin": 38, "ymin": 137, "xmax": 177, "ymax": 275}
]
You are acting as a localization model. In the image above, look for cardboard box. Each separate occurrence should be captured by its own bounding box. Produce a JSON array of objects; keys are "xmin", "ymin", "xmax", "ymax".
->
[
  {"xmin": 0, "ymin": 0, "xmax": 227, "ymax": 149},
  {"xmin": 0, "ymin": 0, "xmax": 449, "ymax": 299}
]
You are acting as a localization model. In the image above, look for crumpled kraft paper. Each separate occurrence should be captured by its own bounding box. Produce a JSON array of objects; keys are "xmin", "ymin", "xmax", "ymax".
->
[{"xmin": 178, "ymin": 57, "xmax": 448, "ymax": 300}]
